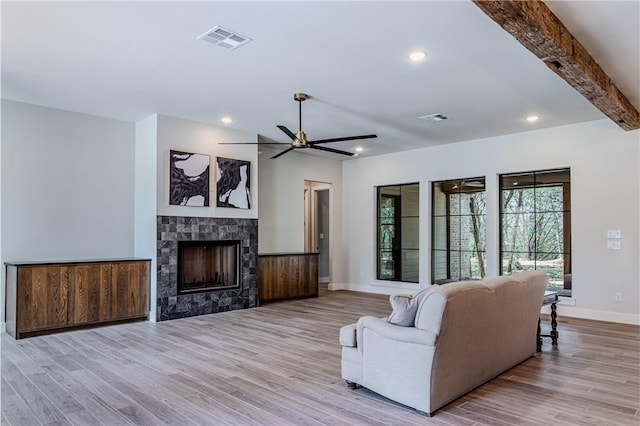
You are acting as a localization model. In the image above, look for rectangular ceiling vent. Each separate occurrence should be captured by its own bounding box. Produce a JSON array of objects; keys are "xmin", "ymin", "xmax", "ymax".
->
[
  {"xmin": 197, "ymin": 26, "xmax": 252, "ymax": 51},
  {"xmin": 418, "ymin": 113, "xmax": 449, "ymax": 122}
]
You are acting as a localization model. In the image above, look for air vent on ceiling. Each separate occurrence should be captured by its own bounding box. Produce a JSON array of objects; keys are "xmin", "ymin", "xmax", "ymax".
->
[
  {"xmin": 197, "ymin": 26, "xmax": 252, "ymax": 50},
  {"xmin": 418, "ymin": 113, "xmax": 449, "ymax": 122}
]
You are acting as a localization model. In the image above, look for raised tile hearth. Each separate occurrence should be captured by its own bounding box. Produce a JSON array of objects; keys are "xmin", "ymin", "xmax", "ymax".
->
[{"xmin": 156, "ymin": 215, "xmax": 258, "ymax": 321}]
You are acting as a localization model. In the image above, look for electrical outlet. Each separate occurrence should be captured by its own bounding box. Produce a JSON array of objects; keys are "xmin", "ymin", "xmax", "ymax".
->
[
  {"xmin": 607, "ymin": 240, "xmax": 621, "ymax": 250},
  {"xmin": 614, "ymin": 292, "xmax": 622, "ymax": 302}
]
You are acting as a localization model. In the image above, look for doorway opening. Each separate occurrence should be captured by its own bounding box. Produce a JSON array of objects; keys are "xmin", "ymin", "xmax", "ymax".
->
[{"xmin": 304, "ymin": 181, "xmax": 331, "ymax": 284}]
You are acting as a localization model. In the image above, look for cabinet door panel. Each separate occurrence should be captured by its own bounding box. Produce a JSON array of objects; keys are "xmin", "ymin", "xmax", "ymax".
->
[
  {"xmin": 128, "ymin": 261, "xmax": 149, "ymax": 318},
  {"xmin": 17, "ymin": 266, "xmax": 70, "ymax": 332},
  {"xmin": 304, "ymin": 255, "xmax": 319, "ymax": 297},
  {"xmin": 50, "ymin": 266, "xmax": 71, "ymax": 326},
  {"xmin": 70, "ymin": 264, "xmax": 111, "ymax": 325},
  {"xmin": 98, "ymin": 264, "xmax": 114, "ymax": 321},
  {"xmin": 112, "ymin": 262, "xmax": 149, "ymax": 319}
]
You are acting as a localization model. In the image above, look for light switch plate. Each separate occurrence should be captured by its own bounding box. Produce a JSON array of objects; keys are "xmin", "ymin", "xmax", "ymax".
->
[{"xmin": 607, "ymin": 230, "xmax": 622, "ymax": 239}]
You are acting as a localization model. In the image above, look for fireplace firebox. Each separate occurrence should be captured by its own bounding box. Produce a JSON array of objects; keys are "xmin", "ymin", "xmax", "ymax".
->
[{"xmin": 177, "ymin": 240, "xmax": 241, "ymax": 294}]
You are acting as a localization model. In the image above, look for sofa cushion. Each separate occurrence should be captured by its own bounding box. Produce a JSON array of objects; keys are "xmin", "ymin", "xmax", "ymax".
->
[{"xmin": 387, "ymin": 286, "xmax": 431, "ymax": 326}]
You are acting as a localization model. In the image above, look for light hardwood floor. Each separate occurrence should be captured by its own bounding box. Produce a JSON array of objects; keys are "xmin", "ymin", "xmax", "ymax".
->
[{"xmin": 1, "ymin": 289, "xmax": 639, "ymax": 426}]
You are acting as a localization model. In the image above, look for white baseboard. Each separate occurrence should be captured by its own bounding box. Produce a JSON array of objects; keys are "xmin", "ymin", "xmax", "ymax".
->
[
  {"xmin": 327, "ymin": 282, "xmax": 344, "ymax": 291},
  {"xmin": 542, "ymin": 304, "xmax": 640, "ymax": 325},
  {"xmin": 328, "ymin": 281, "xmax": 422, "ymax": 295}
]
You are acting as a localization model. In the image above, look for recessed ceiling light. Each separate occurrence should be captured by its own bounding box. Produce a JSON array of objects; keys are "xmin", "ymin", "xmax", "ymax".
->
[
  {"xmin": 409, "ymin": 51, "xmax": 428, "ymax": 62},
  {"xmin": 526, "ymin": 115, "xmax": 539, "ymax": 122},
  {"xmin": 221, "ymin": 117, "xmax": 233, "ymax": 124},
  {"xmin": 355, "ymin": 147, "xmax": 364, "ymax": 153}
]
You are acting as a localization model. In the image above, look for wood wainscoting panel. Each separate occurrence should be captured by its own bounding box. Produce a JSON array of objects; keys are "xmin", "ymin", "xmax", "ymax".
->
[{"xmin": 258, "ymin": 253, "xmax": 318, "ymax": 304}]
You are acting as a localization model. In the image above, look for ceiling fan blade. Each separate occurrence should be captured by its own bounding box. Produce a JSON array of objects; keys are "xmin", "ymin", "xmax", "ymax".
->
[
  {"xmin": 218, "ymin": 142, "xmax": 290, "ymax": 145},
  {"xmin": 309, "ymin": 134, "xmax": 377, "ymax": 145},
  {"xmin": 271, "ymin": 147, "xmax": 295, "ymax": 159},
  {"xmin": 310, "ymin": 145, "xmax": 354, "ymax": 156},
  {"xmin": 277, "ymin": 125, "xmax": 298, "ymax": 141}
]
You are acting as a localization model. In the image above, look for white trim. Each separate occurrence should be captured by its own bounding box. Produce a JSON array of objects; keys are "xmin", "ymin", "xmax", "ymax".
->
[
  {"xmin": 1, "ymin": 321, "xmax": 5, "ymax": 334},
  {"xmin": 557, "ymin": 296, "xmax": 576, "ymax": 306},
  {"xmin": 542, "ymin": 304, "xmax": 640, "ymax": 325},
  {"xmin": 329, "ymin": 281, "xmax": 422, "ymax": 295}
]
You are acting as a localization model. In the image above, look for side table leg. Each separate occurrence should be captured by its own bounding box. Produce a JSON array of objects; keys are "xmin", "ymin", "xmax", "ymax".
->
[
  {"xmin": 550, "ymin": 302, "xmax": 558, "ymax": 345},
  {"xmin": 537, "ymin": 317, "xmax": 542, "ymax": 352}
]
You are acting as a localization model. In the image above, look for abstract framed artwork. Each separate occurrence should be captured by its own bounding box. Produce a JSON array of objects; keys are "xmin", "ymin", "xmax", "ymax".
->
[
  {"xmin": 216, "ymin": 157, "xmax": 251, "ymax": 209},
  {"xmin": 169, "ymin": 150, "xmax": 210, "ymax": 206}
]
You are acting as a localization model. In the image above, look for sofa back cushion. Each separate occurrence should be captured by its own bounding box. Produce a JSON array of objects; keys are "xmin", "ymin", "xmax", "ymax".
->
[{"xmin": 414, "ymin": 280, "xmax": 480, "ymax": 333}]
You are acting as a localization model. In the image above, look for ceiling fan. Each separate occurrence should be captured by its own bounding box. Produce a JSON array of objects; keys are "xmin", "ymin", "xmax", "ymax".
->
[
  {"xmin": 221, "ymin": 93, "xmax": 377, "ymax": 159},
  {"xmin": 446, "ymin": 180, "xmax": 486, "ymax": 193},
  {"xmin": 452, "ymin": 181, "xmax": 484, "ymax": 189}
]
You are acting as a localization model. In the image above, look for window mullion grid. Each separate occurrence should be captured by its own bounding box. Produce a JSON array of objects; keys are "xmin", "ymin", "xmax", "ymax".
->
[{"xmin": 533, "ymin": 172, "xmax": 538, "ymax": 271}]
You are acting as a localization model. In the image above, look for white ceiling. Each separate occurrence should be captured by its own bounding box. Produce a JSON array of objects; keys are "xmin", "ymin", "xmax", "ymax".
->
[{"xmin": 2, "ymin": 1, "xmax": 638, "ymax": 158}]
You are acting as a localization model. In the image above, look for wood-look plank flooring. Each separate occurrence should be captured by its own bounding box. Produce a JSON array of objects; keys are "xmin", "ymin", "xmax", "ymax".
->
[{"xmin": 1, "ymin": 288, "xmax": 639, "ymax": 425}]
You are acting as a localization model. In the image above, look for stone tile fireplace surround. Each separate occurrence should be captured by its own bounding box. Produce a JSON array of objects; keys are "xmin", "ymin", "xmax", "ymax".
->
[{"xmin": 157, "ymin": 215, "xmax": 258, "ymax": 321}]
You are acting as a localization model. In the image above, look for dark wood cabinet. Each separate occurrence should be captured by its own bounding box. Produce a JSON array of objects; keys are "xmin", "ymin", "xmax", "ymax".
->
[
  {"xmin": 258, "ymin": 253, "xmax": 318, "ymax": 303},
  {"xmin": 5, "ymin": 259, "xmax": 150, "ymax": 339}
]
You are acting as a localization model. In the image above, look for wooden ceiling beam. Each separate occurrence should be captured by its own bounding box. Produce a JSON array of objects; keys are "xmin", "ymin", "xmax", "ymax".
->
[{"xmin": 473, "ymin": 0, "xmax": 639, "ymax": 131}]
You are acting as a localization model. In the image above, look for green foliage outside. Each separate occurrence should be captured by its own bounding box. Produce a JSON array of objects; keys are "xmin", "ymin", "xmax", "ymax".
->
[{"xmin": 501, "ymin": 186, "xmax": 567, "ymax": 287}]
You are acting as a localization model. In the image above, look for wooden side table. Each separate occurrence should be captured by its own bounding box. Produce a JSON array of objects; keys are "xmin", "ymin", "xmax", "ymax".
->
[{"xmin": 537, "ymin": 291, "xmax": 559, "ymax": 351}]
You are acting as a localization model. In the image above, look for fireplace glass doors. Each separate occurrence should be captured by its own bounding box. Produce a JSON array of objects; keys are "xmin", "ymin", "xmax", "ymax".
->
[{"xmin": 177, "ymin": 240, "xmax": 241, "ymax": 294}]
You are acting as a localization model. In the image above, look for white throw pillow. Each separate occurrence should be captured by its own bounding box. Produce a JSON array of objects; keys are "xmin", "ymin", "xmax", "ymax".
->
[
  {"xmin": 387, "ymin": 294, "xmax": 416, "ymax": 326},
  {"xmin": 387, "ymin": 286, "xmax": 431, "ymax": 327}
]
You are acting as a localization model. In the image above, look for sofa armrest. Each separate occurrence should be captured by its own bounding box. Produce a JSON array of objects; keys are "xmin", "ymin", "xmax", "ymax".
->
[
  {"xmin": 357, "ymin": 316, "xmax": 437, "ymax": 346},
  {"xmin": 339, "ymin": 323, "xmax": 357, "ymax": 347}
]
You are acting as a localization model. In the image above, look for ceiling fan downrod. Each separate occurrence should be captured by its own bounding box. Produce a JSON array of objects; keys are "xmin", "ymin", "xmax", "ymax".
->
[{"xmin": 293, "ymin": 93, "xmax": 308, "ymax": 147}]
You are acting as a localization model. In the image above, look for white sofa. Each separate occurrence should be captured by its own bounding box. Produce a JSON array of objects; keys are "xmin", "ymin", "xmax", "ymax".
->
[{"xmin": 339, "ymin": 271, "xmax": 548, "ymax": 415}]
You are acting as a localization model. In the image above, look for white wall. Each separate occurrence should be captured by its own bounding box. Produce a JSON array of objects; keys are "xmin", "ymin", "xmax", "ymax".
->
[
  {"xmin": 0, "ymin": 100, "xmax": 3, "ymax": 332},
  {"xmin": 340, "ymin": 119, "xmax": 640, "ymax": 324},
  {"xmin": 258, "ymin": 146, "xmax": 344, "ymax": 286},
  {"xmin": 155, "ymin": 114, "xmax": 258, "ymax": 219},
  {"xmin": 134, "ymin": 114, "xmax": 158, "ymax": 320},
  {"xmin": 1, "ymin": 100, "xmax": 136, "ymax": 325},
  {"xmin": 1, "ymin": 100, "xmax": 136, "ymax": 260}
]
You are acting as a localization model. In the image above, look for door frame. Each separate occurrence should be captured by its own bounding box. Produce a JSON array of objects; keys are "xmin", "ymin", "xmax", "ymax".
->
[{"xmin": 304, "ymin": 180, "xmax": 332, "ymax": 283}]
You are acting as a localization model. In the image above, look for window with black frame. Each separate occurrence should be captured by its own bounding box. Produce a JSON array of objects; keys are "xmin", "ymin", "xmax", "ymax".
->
[
  {"xmin": 431, "ymin": 177, "xmax": 486, "ymax": 284},
  {"xmin": 499, "ymin": 168, "xmax": 571, "ymax": 296},
  {"xmin": 377, "ymin": 183, "xmax": 419, "ymax": 283}
]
